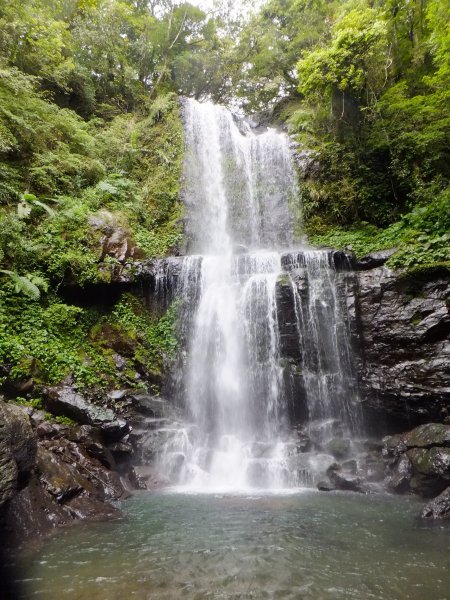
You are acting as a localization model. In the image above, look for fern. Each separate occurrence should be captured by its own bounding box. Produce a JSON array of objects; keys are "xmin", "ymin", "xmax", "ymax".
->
[
  {"xmin": 17, "ymin": 193, "xmax": 55, "ymax": 218},
  {"xmin": 0, "ymin": 269, "xmax": 48, "ymax": 299}
]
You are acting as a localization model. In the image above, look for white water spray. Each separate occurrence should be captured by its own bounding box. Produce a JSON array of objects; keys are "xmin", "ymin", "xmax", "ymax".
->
[{"xmin": 155, "ymin": 99, "xmax": 360, "ymax": 491}]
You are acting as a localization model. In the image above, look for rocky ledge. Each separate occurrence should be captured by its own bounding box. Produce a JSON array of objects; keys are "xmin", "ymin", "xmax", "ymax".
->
[
  {"xmin": 382, "ymin": 422, "xmax": 450, "ymax": 519},
  {"xmin": 356, "ymin": 265, "xmax": 450, "ymax": 427},
  {"xmin": 0, "ymin": 387, "xmax": 175, "ymax": 551}
]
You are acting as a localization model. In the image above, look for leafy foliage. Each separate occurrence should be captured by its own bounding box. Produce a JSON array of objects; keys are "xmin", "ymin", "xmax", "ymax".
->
[
  {"xmin": 0, "ymin": 290, "xmax": 178, "ymax": 390},
  {"xmin": 309, "ymin": 188, "xmax": 450, "ymax": 270}
]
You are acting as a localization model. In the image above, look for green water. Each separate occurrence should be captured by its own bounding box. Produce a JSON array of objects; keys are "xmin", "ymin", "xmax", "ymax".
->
[{"xmin": 19, "ymin": 491, "xmax": 450, "ymax": 600}]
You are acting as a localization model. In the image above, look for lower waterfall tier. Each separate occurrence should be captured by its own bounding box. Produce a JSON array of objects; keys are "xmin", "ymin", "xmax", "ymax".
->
[{"xmin": 140, "ymin": 249, "xmax": 361, "ymax": 490}]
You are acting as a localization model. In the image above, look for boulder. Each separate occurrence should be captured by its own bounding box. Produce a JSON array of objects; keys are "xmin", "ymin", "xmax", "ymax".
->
[
  {"xmin": 421, "ymin": 487, "xmax": 450, "ymax": 520},
  {"xmin": 0, "ymin": 402, "xmax": 36, "ymax": 506},
  {"xmin": 317, "ymin": 480, "xmax": 336, "ymax": 492},
  {"xmin": 403, "ymin": 423, "xmax": 450, "ymax": 449},
  {"xmin": 385, "ymin": 455, "xmax": 413, "ymax": 493},
  {"xmin": 326, "ymin": 438, "xmax": 351, "ymax": 459},
  {"xmin": 329, "ymin": 470, "xmax": 365, "ymax": 493},
  {"xmin": 43, "ymin": 386, "xmax": 128, "ymax": 442},
  {"xmin": 88, "ymin": 210, "xmax": 143, "ymax": 263},
  {"xmin": 127, "ymin": 393, "xmax": 169, "ymax": 418},
  {"xmin": 407, "ymin": 446, "xmax": 450, "ymax": 497},
  {"xmin": 383, "ymin": 423, "xmax": 450, "ymax": 497},
  {"xmin": 354, "ymin": 249, "xmax": 397, "ymax": 271}
]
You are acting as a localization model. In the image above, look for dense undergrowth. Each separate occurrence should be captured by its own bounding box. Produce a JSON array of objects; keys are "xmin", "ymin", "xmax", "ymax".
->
[
  {"xmin": 0, "ymin": 0, "xmax": 191, "ymax": 395},
  {"xmin": 0, "ymin": 71, "xmax": 183, "ymax": 392},
  {"xmin": 0, "ymin": 287, "xmax": 178, "ymax": 391},
  {"xmin": 308, "ymin": 188, "xmax": 450, "ymax": 270}
]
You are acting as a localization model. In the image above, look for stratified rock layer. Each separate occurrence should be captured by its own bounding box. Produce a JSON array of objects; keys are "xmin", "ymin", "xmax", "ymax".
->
[{"xmin": 356, "ymin": 267, "xmax": 450, "ymax": 426}]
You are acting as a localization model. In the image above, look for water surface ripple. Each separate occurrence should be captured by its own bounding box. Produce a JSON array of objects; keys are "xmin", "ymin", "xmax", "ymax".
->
[{"xmin": 19, "ymin": 491, "xmax": 450, "ymax": 599}]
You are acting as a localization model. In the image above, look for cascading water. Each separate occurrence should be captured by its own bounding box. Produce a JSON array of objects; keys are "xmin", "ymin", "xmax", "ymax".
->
[{"xmin": 154, "ymin": 99, "xmax": 361, "ymax": 491}]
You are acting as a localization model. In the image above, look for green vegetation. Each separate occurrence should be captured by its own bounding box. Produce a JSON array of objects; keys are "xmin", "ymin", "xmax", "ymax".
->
[
  {"xmin": 0, "ymin": 0, "xmax": 208, "ymax": 394},
  {"xmin": 0, "ymin": 288, "xmax": 178, "ymax": 390},
  {"xmin": 308, "ymin": 187, "xmax": 450, "ymax": 268},
  {"xmin": 232, "ymin": 0, "xmax": 450, "ymax": 270}
]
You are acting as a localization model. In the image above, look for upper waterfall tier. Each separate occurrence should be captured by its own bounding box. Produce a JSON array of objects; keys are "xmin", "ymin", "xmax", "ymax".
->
[{"xmin": 182, "ymin": 98, "xmax": 298, "ymax": 254}]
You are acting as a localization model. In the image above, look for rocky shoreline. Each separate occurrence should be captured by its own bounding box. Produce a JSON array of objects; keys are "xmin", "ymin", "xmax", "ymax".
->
[{"xmin": 0, "ymin": 387, "xmax": 176, "ymax": 553}]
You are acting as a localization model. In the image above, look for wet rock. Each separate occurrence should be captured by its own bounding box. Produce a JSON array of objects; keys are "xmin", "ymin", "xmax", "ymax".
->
[
  {"xmin": 382, "ymin": 434, "xmax": 407, "ymax": 462},
  {"xmin": 1, "ymin": 476, "xmax": 71, "ymax": 544},
  {"xmin": 108, "ymin": 440, "xmax": 133, "ymax": 465},
  {"xmin": 354, "ymin": 249, "xmax": 397, "ymax": 271},
  {"xmin": 357, "ymin": 269, "xmax": 450, "ymax": 425},
  {"xmin": 326, "ymin": 438, "xmax": 351, "ymax": 459},
  {"xmin": 70, "ymin": 425, "xmax": 116, "ymax": 469},
  {"xmin": 403, "ymin": 423, "xmax": 450, "ymax": 449},
  {"xmin": 64, "ymin": 494, "xmax": 122, "ymax": 521},
  {"xmin": 421, "ymin": 487, "xmax": 450, "ymax": 520},
  {"xmin": 383, "ymin": 423, "xmax": 450, "ymax": 497},
  {"xmin": 0, "ymin": 402, "xmax": 36, "ymax": 506},
  {"xmin": 385, "ymin": 455, "xmax": 413, "ymax": 493},
  {"xmin": 36, "ymin": 447, "xmax": 91, "ymax": 503},
  {"xmin": 317, "ymin": 480, "xmax": 336, "ymax": 492},
  {"xmin": 65, "ymin": 495, "xmax": 123, "ymax": 521},
  {"xmin": 43, "ymin": 386, "xmax": 128, "ymax": 442},
  {"xmin": 407, "ymin": 447, "xmax": 450, "ymax": 497},
  {"xmin": 35, "ymin": 420, "xmax": 69, "ymax": 439},
  {"xmin": 127, "ymin": 392, "xmax": 168, "ymax": 418},
  {"xmin": 329, "ymin": 470, "xmax": 365, "ymax": 493},
  {"xmin": 129, "ymin": 466, "xmax": 168, "ymax": 490}
]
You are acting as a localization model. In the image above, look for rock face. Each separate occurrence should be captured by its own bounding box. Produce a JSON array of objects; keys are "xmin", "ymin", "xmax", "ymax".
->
[
  {"xmin": 356, "ymin": 268, "xmax": 450, "ymax": 426},
  {"xmin": 0, "ymin": 397, "xmax": 131, "ymax": 550},
  {"xmin": 0, "ymin": 402, "xmax": 36, "ymax": 507},
  {"xmin": 383, "ymin": 423, "xmax": 450, "ymax": 498},
  {"xmin": 43, "ymin": 386, "xmax": 129, "ymax": 441}
]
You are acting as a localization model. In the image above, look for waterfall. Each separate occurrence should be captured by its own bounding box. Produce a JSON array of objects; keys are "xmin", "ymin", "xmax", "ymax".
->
[{"xmin": 154, "ymin": 99, "xmax": 360, "ymax": 491}]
